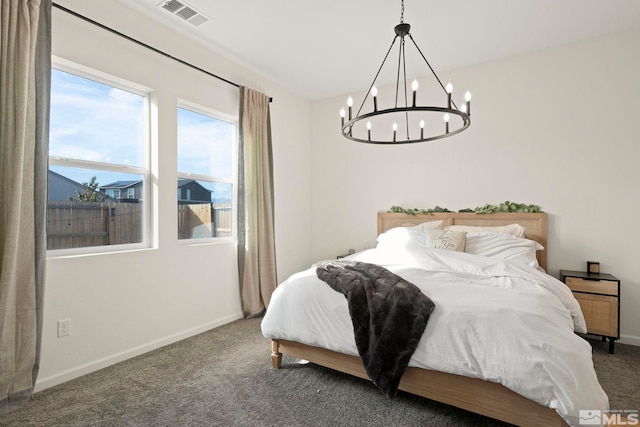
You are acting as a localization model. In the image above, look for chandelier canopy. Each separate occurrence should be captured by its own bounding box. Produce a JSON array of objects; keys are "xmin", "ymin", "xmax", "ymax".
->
[{"xmin": 340, "ymin": 0, "xmax": 471, "ymax": 145}]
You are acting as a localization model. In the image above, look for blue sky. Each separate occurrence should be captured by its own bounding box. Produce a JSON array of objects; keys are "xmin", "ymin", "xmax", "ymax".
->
[
  {"xmin": 49, "ymin": 68, "xmax": 145, "ymax": 166},
  {"xmin": 49, "ymin": 68, "xmax": 234, "ymax": 202}
]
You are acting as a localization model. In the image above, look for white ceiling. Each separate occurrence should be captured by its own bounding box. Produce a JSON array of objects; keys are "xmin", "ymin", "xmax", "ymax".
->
[{"xmin": 116, "ymin": 0, "xmax": 640, "ymax": 101}]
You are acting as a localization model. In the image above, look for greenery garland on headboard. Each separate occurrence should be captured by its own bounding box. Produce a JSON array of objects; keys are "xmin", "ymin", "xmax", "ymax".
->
[{"xmin": 389, "ymin": 201, "xmax": 542, "ymax": 215}]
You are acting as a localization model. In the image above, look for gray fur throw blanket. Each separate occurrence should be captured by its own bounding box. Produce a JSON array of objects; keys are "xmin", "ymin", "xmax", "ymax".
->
[{"xmin": 315, "ymin": 261, "xmax": 435, "ymax": 398}]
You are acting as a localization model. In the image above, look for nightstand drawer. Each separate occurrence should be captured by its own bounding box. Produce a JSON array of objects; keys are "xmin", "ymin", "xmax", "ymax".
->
[
  {"xmin": 574, "ymin": 293, "xmax": 618, "ymax": 337},
  {"xmin": 565, "ymin": 277, "xmax": 618, "ymax": 296}
]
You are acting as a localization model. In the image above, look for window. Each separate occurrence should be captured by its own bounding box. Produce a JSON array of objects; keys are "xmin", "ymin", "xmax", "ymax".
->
[
  {"xmin": 177, "ymin": 104, "xmax": 235, "ymax": 240},
  {"xmin": 106, "ymin": 189, "xmax": 121, "ymax": 199},
  {"xmin": 48, "ymin": 66, "xmax": 149, "ymax": 252}
]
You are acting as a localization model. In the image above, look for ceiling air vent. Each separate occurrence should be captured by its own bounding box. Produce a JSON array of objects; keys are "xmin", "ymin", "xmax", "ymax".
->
[
  {"xmin": 161, "ymin": 0, "xmax": 184, "ymax": 13},
  {"xmin": 159, "ymin": 0, "xmax": 210, "ymax": 27}
]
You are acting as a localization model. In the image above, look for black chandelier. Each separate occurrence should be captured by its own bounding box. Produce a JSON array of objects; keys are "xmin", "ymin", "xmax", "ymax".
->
[{"xmin": 340, "ymin": 0, "xmax": 471, "ymax": 145}]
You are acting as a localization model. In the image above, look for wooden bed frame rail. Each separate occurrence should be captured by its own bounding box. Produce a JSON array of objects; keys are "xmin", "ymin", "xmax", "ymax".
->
[{"xmin": 272, "ymin": 339, "xmax": 568, "ymax": 427}]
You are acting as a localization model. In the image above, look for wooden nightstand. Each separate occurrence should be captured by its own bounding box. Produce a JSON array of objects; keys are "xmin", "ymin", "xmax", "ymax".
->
[{"xmin": 560, "ymin": 270, "xmax": 620, "ymax": 354}]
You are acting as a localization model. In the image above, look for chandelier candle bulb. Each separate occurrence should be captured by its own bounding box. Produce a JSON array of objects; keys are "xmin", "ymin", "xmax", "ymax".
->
[
  {"xmin": 444, "ymin": 113, "xmax": 450, "ymax": 134},
  {"xmin": 412, "ymin": 79, "xmax": 419, "ymax": 107},
  {"xmin": 371, "ymin": 86, "xmax": 378, "ymax": 111},
  {"xmin": 393, "ymin": 123, "xmax": 398, "ymax": 142},
  {"xmin": 340, "ymin": 108, "xmax": 346, "ymax": 126},
  {"xmin": 465, "ymin": 91, "xmax": 471, "ymax": 116},
  {"xmin": 347, "ymin": 96, "xmax": 353, "ymax": 120},
  {"xmin": 367, "ymin": 121, "xmax": 372, "ymax": 140},
  {"xmin": 446, "ymin": 82, "xmax": 453, "ymax": 109}
]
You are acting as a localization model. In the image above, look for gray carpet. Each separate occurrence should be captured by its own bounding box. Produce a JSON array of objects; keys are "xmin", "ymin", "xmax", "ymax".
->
[{"xmin": 1, "ymin": 318, "xmax": 638, "ymax": 426}]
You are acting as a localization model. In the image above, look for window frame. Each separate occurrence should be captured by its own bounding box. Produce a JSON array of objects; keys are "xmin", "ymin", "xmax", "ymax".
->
[
  {"xmin": 176, "ymin": 99, "xmax": 237, "ymax": 244},
  {"xmin": 47, "ymin": 58, "xmax": 152, "ymax": 256}
]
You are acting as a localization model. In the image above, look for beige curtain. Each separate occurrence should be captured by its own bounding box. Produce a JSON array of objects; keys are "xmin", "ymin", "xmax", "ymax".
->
[
  {"xmin": 0, "ymin": 0, "xmax": 50, "ymax": 414},
  {"xmin": 237, "ymin": 87, "xmax": 277, "ymax": 317}
]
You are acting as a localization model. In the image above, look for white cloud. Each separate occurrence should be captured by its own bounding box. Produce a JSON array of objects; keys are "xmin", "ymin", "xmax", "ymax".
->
[
  {"xmin": 177, "ymin": 109, "xmax": 233, "ymax": 178},
  {"xmin": 50, "ymin": 69, "xmax": 145, "ymax": 166}
]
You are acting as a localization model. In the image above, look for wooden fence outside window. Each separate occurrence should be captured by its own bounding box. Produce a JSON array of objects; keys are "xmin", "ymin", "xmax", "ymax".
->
[{"xmin": 47, "ymin": 201, "xmax": 232, "ymax": 250}]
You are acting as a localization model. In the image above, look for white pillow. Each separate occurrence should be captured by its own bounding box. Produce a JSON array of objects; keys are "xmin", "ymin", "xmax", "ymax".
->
[
  {"xmin": 424, "ymin": 229, "xmax": 466, "ymax": 252},
  {"xmin": 400, "ymin": 220, "xmax": 444, "ymax": 230},
  {"xmin": 376, "ymin": 221, "xmax": 443, "ymax": 246},
  {"xmin": 375, "ymin": 227, "xmax": 428, "ymax": 262},
  {"xmin": 376, "ymin": 225, "xmax": 423, "ymax": 247},
  {"xmin": 446, "ymin": 223, "xmax": 526, "ymax": 238},
  {"xmin": 416, "ymin": 220, "xmax": 444, "ymax": 230},
  {"xmin": 464, "ymin": 232, "xmax": 543, "ymax": 268}
]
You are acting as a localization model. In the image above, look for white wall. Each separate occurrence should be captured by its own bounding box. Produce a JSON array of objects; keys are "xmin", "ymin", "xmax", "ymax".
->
[
  {"xmin": 310, "ymin": 28, "xmax": 640, "ymax": 345},
  {"xmin": 38, "ymin": 1, "xmax": 312, "ymax": 390}
]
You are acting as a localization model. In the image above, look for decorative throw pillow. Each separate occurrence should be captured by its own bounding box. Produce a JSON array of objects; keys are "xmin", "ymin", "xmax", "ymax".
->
[{"xmin": 424, "ymin": 229, "xmax": 466, "ymax": 252}]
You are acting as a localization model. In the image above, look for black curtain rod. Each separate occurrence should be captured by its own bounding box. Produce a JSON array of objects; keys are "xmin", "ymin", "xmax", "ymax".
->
[{"xmin": 52, "ymin": 2, "xmax": 273, "ymax": 102}]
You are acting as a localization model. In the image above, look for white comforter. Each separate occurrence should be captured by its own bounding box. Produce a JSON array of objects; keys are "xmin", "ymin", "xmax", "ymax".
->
[{"xmin": 261, "ymin": 247, "xmax": 609, "ymax": 426}]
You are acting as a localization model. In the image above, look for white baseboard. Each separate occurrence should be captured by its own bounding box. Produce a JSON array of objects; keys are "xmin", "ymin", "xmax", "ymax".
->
[
  {"xmin": 619, "ymin": 334, "xmax": 640, "ymax": 347},
  {"xmin": 34, "ymin": 312, "xmax": 244, "ymax": 393}
]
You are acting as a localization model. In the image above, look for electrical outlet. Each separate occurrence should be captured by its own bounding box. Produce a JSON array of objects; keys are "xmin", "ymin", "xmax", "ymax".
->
[{"xmin": 57, "ymin": 319, "xmax": 71, "ymax": 337}]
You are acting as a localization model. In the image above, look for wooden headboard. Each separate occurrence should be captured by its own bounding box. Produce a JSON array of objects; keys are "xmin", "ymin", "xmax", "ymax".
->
[{"xmin": 377, "ymin": 212, "xmax": 548, "ymax": 271}]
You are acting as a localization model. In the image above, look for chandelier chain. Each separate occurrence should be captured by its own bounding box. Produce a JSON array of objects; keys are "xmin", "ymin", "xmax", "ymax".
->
[{"xmin": 400, "ymin": 0, "xmax": 404, "ymax": 23}]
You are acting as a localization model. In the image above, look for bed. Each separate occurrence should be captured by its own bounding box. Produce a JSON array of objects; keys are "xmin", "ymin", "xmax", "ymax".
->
[{"xmin": 261, "ymin": 212, "xmax": 608, "ymax": 427}]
